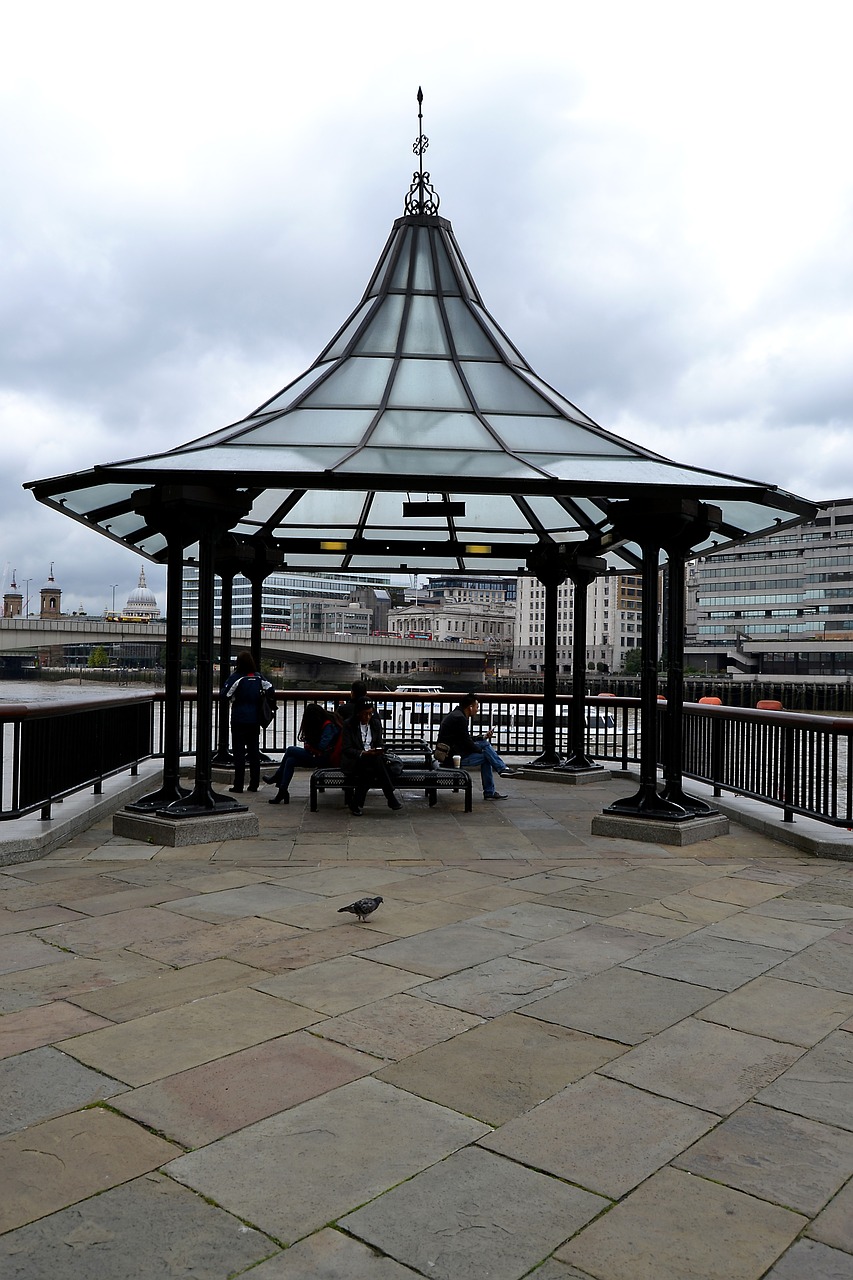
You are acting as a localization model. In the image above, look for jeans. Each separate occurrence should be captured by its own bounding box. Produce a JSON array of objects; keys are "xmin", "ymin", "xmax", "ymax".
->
[
  {"xmin": 460, "ymin": 739, "xmax": 507, "ymax": 796},
  {"xmin": 272, "ymin": 745, "xmax": 319, "ymax": 792}
]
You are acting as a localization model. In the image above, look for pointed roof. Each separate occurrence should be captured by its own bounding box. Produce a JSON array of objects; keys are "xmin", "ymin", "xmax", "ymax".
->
[{"xmin": 26, "ymin": 100, "xmax": 815, "ymax": 574}]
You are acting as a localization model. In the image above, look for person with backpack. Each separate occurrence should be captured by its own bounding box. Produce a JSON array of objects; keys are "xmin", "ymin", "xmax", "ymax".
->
[
  {"xmin": 264, "ymin": 702, "xmax": 342, "ymax": 804},
  {"xmin": 221, "ymin": 651, "xmax": 273, "ymax": 794}
]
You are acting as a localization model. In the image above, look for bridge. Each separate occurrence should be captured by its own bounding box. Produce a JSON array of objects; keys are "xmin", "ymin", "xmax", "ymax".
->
[{"xmin": 0, "ymin": 617, "xmax": 492, "ymax": 676}]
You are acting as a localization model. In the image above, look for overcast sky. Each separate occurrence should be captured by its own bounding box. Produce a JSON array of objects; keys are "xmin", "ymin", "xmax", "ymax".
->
[{"xmin": 2, "ymin": 0, "xmax": 852, "ymax": 614}]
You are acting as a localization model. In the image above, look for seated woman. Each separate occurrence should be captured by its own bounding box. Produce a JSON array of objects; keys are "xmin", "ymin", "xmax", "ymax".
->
[
  {"xmin": 265, "ymin": 702, "xmax": 341, "ymax": 804},
  {"xmin": 341, "ymin": 700, "xmax": 403, "ymax": 816}
]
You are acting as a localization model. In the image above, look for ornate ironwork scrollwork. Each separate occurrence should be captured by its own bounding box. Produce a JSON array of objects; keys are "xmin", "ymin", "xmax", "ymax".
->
[{"xmin": 403, "ymin": 87, "xmax": 440, "ymax": 216}]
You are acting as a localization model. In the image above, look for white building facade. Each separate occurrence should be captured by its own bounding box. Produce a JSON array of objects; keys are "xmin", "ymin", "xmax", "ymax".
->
[{"xmin": 513, "ymin": 572, "xmax": 644, "ymax": 673}]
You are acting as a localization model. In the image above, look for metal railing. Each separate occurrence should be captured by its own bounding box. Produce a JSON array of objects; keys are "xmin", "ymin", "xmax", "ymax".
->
[{"xmin": 3, "ymin": 688, "xmax": 851, "ymax": 827}]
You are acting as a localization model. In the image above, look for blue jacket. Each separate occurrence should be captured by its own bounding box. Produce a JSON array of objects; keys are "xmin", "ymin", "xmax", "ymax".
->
[{"xmin": 222, "ymin": 671, "xmax": 271, "ymax": 726}]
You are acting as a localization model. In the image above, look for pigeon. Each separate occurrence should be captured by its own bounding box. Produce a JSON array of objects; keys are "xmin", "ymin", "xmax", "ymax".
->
[{"xmin": 338, "ymin": 895, "xmax": 384, "ymax": 922}]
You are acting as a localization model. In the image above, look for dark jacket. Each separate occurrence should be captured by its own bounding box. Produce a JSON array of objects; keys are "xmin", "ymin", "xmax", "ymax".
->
[
  {"xmin": 341, "ymin": 713, "xmax": 385, "ymax": 773},
  {"xmin": 437, "ymin": 705, "xmax": 479, "ymax": 756},
  {"xmin": 221, "ymin": 671, "xmax": 271, "ymax": 726}
]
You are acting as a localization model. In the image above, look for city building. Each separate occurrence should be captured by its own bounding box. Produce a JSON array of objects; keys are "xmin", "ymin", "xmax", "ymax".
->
[
  {"xmin": 513, "ymin": 572, "xmax": 644, "ymax": 673},
  {"xmin": 686, "ymin": 497, "xmax": 853, "ymax": 676},
  {"xmin": 181, "ymin": 568, "xmax": 392, "ymax": 629},
  {"xmin": 120, "ymin": 566, "xmax": 161, "ymax": 621},
  {"xmin": 289, "ymin": 597, "xmax": 371, "ymax": 636},
  {"xmin": 387, "ymin": 600, "xmax": 515, "ymax": 651}
]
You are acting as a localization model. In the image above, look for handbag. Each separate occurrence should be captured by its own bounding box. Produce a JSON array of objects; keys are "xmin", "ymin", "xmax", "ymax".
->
[
  {"xmin": 384, "ymin": 752, "xmax": 405, "ymax": 779},
  {"xmin": 259, "ymin": 687, "xmax": 277, "ymax": 729},
  {"xmin": 433, "ymin": 741, "xmax": 450, "ymax": 764}
]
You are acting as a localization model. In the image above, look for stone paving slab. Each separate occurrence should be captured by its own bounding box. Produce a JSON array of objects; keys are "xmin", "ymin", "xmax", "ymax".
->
[
  {"xmin": 33, "ymin": 906, "xmax": 212, "ymax": 957},
  {"xmin": 252, "ymin": 954, "xmax": 429, "ymax": 1015},
  {"xmin": 60, "ymin": 987, "xmax": 320, "ymax": 1085},
  {"xmin": 514, "ymin": 921, "xmax": 660, "ymax": 977},
  {"xmin": 0, "ymin": 1107, "xmax": 179, "ymax": 1234},
  {"xmin": 522, "ymin": 966, "xmax": 720, "ymax": 1043},
  {"xmin": 768, "ymin": 938, "xmax": 853, "ymax": 994},
  {"xmin": 0, "ymin": 950, "xmax": 169, "ymax": 1013},
  {"xmin": 159, "ymin": 883, "xmax": 327, "ymax": 920},
  {"xmin": 241, "ymin": 921, "xmax": 392, "ymax": 971},
  {"xmin": 113, "ymin": 1029, "xmax": 378, "ymax": 1147},
  {"xmin": 557, "ymin": 1166, "xmax": 806, "ymax": 1280},
  {"xmin": 755, "ymin": 1030, "xmax": 853, "ymax": 1129},
  {"xmin": 687, "ymin": 874, "xmax": 790, "ymax": 906},
  {"xmin": 0, "ymin": 933, "xmax": 71, "ymax": 974},
  {"xmin": 808, "ymin": 1179, "xmax": 853, "ymax": 1252},
  {"xmin": 641, "ymin": 890, "xmax": 745, "ymax": 925},
  {"xmin": 696, "ymin": 975, "xmax": 853, "ymax": 1046},
  {"xmin": 543, "ymin": 883, "xmax": 656, "ymax": 915},
  {"xmin": 764, "ymin": 1239, "xmax": 853, "ymax": 1279},
  {"xmin": 595, "ymin": 907, "xmax": 699, "ymax": 938},
  {"xmin": 359, "ymin": 922, "xmax": 522, "ymax": 978},
  {"xmin": 0, "ymin": 1000, "xmax": 112, "ymax": 1058},
  {"xmin": 247, "ymin": 1228, "xmax": 420, "ymax": 1278},
  {"xmin": 622, "ymin": 932, "xmax": 791, "ymax": 990},
  {"xmin": 0, "ymin": 904, "xmax": 84, "ymax": 933},
  {"xmin": 674, "ymin": 1102, "xmax": 853, "ymax": 1216},
  {"xmin": 0, "ymin": 1171, "xmax": 277, "ymax": 1280},
  {"xmin": 378, "ymin": 1012, "xmax": 626, "ymax": 1125},
  {"xmin": 415, "ymin": 954, "xmax": 574, "ymax": 1017},
  {"xmin": 599, "ymin": 1016, "xmax": 803, "ymax": 1114},
  {"xmin": 702, "ymin": 911, "xmax": 834, "ymax": 951},
  {"xmin": 781, "ymin": 876, "xmax": 853, "ymax": 907},
  {"xmin": 465, "ymin": 902, "xmax": 591, "ymax": 940},
  {"xmin": 314, "ymin": 991, "xmax": 482, "ymax": 1060},
  {"xmin": 340, "ymin": 1145, "xmax": 608, "ymax": 1280},
  {"xmin": 481, "ymin": 1073, "xmax": 717, "ymax": 1197},
  {"xmin": 165, "ymin": 1076, "xmax": 489, "ymax": 1244},
  {"xmin": 0, "ymin": 1045, "xmax": 128, "ymax": 1134},
  {"xmin": 66, "ymin": 957, "xmax": 262, "ymax": 1021},
  {"xmin": 749, "ymin": 898, "xmax": 853, "ymax": 925},
  {"xmin": 130, "ymin": 915, "xmax": 300, "ymax": 965},
  {"xmin": 56, "ymin": 883, "xmax": 192, "ymax": 915}
]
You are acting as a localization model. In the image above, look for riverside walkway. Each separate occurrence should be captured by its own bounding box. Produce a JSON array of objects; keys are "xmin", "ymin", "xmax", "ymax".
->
[{"xmin": 1, "ymin": 770, "xmax": 852, "ymax": 1279}]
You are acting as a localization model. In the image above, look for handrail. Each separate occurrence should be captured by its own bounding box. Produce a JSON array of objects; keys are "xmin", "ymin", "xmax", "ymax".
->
[{"xmin": 2, "ymin": 688, "xmax": 851, "ymax": 827}]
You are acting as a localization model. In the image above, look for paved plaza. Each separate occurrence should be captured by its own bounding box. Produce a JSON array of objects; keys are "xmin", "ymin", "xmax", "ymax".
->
[{"xmin": 1, "ymin": 769, "xmax": 852, "ymax": 1279}]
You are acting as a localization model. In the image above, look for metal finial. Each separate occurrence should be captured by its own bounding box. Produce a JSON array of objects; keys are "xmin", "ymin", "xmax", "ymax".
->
[{"xmin": 404, "ymin": 87, "xmax": 440, "ymax": 216}]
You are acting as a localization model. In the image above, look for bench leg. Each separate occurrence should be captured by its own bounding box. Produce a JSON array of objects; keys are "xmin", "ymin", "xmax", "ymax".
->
[
  {"xmin": 427, "ymin": 789, "xmax": 437, "ymax": 807},
  {"xmin": 310, "ymin": 780, "xmax": 318, "ymax": 813},
  {"xmin": 464, "ymin": 779, "xmax": 472, "ymax": 813}
]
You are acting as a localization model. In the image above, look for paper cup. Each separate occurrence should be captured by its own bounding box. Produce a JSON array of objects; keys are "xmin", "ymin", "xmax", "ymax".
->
[{"xmin": 452, "ymin": 755, "xmax": 461, "ymax": 768}]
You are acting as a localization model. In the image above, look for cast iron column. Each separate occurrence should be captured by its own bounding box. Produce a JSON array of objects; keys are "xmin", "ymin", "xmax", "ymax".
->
[
  {"xmin": 524, "ymin": 545, "xmax": 569, "ymax": 768},
  {"xmin": 556, "ymin": 557, "xmax": 606, "ymax": 772}
]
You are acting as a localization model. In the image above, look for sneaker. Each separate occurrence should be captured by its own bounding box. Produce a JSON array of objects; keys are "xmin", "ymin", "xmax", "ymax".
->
[
  {"xmin": 387, "ymin": 797, "xmax": 403, "ymax": 811},
  {"xmin": 484, "ymin": 791, "xmax": 508, "ymax": 800},
  {"xmin": 500, "ymin": 768, "xmax": 524, "ymax": 778}
]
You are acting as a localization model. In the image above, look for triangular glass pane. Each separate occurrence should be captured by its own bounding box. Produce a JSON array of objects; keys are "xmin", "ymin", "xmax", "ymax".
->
[
  {"xmin": 390, "ymin": 226, "xmax": 415, "ymax": 290},
  {"xmin": 370, "ymin": 410, "xmax": 496, "ymax": 449},
  {"xmin": 485, "ymin": 415, "xmax": 637, "ymax": 455},
  {"xmin": 520, "ymin": 371, "xmax": 605, "ymax": 430},
  {"xmin": 433, "ymin": 234, "xmax": 461, "ymax": 294},
  {"xmin": 412, "ymin": 227, "xmax": 437, "ymax": 292},
  {"xmin": 388, "ymin": 359, "xmax": 470, "ymax": 410},
  {"xmin": 443, "ymin": 298, "xmax": 501, "ymax": 359},
  {"xmin": 461, "ymin": 364, "xmax": 558, "ymax": 415},
  {"xmin": 355, "ymin": 295, "xmax": 405, "ymax": 354},
  {"xmin": 471, "ymin": 304, "xmax": 530, "ymax": 368},
  {"xmin": 401, "ymin": 296, "xmax": 450, "ymax": 356},
  {"xmin": 367, "ymin": 227, "xmax": 403, "ymax": 297},
  {"xmin": 321, "ymin": 300, "xmax": 376, "ymax": 360},
  {"xmin": 301, "ymin": 358, "xmax": 393, "ymax": 407}
]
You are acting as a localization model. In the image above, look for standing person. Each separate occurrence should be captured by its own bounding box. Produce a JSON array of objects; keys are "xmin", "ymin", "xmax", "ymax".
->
[
  {"xmin": 341, "ymin": 700, "xmax": 403, "ymax": 816},
  {"xmin": 264, "ymin": 702, "xmax": 341, "ymax": 804},
  {"xmin": 437, "ymin": 693, "xmax": 522, "ymax": 800},
  {"xmin": 221, "ymin": 651, "xmax": 272, "ymax": 793}
]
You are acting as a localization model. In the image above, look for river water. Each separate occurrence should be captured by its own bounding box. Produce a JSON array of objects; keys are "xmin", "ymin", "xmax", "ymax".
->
[{"xmin": 0, "ymin": 680, "xmax": 162, "ymax": 706}]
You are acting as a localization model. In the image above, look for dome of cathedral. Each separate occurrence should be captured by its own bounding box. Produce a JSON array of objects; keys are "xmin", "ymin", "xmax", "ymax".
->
[{"xmin": 124, "ymin": 566, "xmax": 160, "ymax": 619}]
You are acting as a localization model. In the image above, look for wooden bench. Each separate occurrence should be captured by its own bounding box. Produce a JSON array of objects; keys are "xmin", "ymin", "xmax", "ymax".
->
[{"xmin": 309, "ymin": 763, "xmax": 473, "ymax": 813}]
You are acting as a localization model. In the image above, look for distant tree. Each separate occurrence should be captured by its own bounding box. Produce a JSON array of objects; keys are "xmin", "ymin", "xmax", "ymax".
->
[
  {"xmin": 88, "ymin": 645, "xmax": 109, "ymax": 668},
  {"xmin": 622, "ymin": 648, "xmax": 642, "ymax": 675}
]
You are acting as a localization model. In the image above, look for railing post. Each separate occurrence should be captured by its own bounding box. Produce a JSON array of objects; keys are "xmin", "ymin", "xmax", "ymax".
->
[
  {"xmin": 711, "ymin": 714, "xmax": 723, "ymax": 798},
  {"xmin": 783, "ymin": 724, "xmax": 795, "ymax": 822}
]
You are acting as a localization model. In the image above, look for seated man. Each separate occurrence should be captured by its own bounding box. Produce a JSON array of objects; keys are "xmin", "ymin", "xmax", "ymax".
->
[{"xmin": 437, "ymin": 694, "xmax": 522, "ymax": 800}]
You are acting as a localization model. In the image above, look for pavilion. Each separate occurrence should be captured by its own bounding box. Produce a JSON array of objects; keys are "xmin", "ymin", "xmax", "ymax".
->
[{"xmin": 26, "ymin": 93, "xmax": 816, "ymax": 830}]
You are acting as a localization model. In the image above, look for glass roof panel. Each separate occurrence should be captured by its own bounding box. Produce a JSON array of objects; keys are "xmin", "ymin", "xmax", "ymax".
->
[
  {"xmin": 434, "ymin": 235, "xmax": 461, "ymax": 294},
  {"xmin": 320, "ymin": 299, "xmax": 376, "ymax": 360},
  {"xmin": 300, "ymin": 358, "xmax": 393, "ymax": 407},
  {"xmin": 389, "ymin": 226, "xmax": 414, "ymax": 289},
  {"xmin": 401, "ymin": 296, "xmax": 450, "ymax": 355},
  {"xmin": 470, "ymin": 304, "xmax": 529, "ymax": 368},
  {"xmin": 335, "ymin": 447, "xmax": 546, "ymax": 480},
  {"xmin": 244, "ymin": 408, "xmax": 374, "ymax": 445},
  {"xmin": 388, "ymin": 359, "xmax": 470, "ymax": 410},
  {"xmin": 119, "ymin": 446, "xmax": 344, "ymax": 473},
  {"xmin": 444, "ymin": 235, "xmax": 477, "ymax": 301},
  {"xmin": 529, "ymin": 456, "xmax": 751, "ymax": 486},
  {"xmin": 353, "ymin": 294, "xmax": 405, "ymax": 354},
  {"xmin": 519, "ymin": 371, "xmax": 602, "ymax": 428},
  {"xmin": 485, "ymin": 415, "xmax": 637, "ymax": 455},
  {"xmin": 367, "ymin": 228, "xmax": 401, "ymax": 297},
  {"xmin": 453, "ymin": 493, "xmax": 543, "ymax": 531},
  {"xmin": 267, "ymin": 488, "xmax": 367, "ymax": 529},
  {"xmin": 443, "ymin": 298, "xmax": 500, "ymax": 359},
  {"xmin": 258, "ymin": 363, "xmax": 334, "ymax": 413},
  {"xmin": 369, "ymin": 410, "xmax": 495, "ymax": 449},
  {"xmin": 461, "ymin": 363, "xmax": 558, "ymax": 415},
  {"xmin": 412, "ymin": 228, "xmax": 437, "ymax": 292}
]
